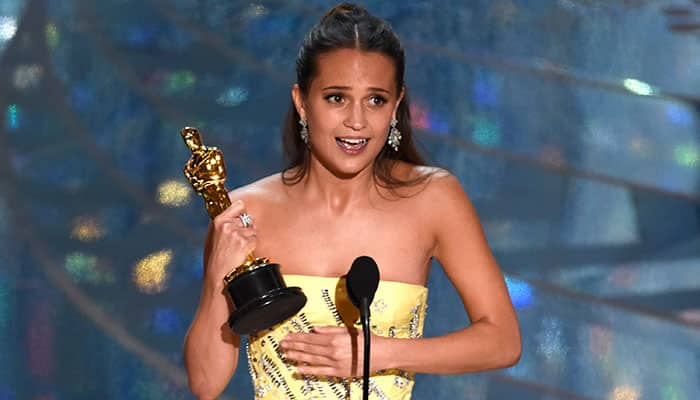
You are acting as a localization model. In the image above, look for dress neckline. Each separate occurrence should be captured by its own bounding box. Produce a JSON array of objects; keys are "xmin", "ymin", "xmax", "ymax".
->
[{"xmin": 283, "ymin": 273, "xmax": 428, "ymax": 290}]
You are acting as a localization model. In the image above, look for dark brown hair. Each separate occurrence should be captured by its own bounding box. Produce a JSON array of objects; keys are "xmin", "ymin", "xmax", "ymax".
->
[{"xmin": 282, "ymin": 2, "xmax": 430, "ymax": 190}]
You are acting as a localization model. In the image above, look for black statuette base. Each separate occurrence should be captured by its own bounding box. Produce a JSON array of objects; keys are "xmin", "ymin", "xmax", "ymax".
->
[{"xmin": 225, "ymin": 263, "xmax": 307, "ymax": 334}]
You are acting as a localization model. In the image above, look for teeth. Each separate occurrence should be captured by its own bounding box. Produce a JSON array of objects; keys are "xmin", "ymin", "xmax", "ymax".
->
[{"xmin": 337, "ymin": 138, "xmax": 367, "ymax": 145}]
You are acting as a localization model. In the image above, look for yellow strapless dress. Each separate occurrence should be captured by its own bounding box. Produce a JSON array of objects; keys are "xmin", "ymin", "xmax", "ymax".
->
[{"xmin": 246, "ymin": 274, "xmax": 428, "ymax": 400}]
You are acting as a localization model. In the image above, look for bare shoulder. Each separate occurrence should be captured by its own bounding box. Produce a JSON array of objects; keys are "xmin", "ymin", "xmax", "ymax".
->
[
  {"xmin": 227, "ymin": 173, "xmax": 288, "ymax": 213},
  {"xmin": 390, "ymin": 162, "xmax": 444, "ymax": 181},
  {"xmin": 421, "ymin": 167, "xmax": 465, "ymax": 198},
  {"xmin": 392, "ymin": 162, "xmax": 464, "ymax": 202},
  {"xmin": 408, "ymin": 166, "xmax": 475, "ymax": 221}
]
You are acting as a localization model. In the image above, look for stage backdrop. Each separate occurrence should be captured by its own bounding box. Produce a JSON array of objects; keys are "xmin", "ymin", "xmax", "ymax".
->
[{"xmin": 1, "ymin": 0, "xmax": 699, "ymax": 399}]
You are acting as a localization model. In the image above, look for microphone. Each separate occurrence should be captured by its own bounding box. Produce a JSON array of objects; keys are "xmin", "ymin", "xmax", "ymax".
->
[
  {"xmin": 345, "ymin": 256, "xmax": 380, "ymax": 400},
  {"xmin": 346, "ymin": 256, "xmax": 380, "ymax": 310}
]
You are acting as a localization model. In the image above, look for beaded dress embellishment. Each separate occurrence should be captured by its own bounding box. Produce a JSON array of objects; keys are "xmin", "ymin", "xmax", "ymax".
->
[{"xmin": 246, "ymin": 274, "xmax": 428, "ymax": 400}]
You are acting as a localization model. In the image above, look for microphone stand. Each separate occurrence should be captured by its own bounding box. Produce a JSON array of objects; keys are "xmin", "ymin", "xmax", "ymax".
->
[
  {"xmin": 360, "ymin": 297, "xmax": 371, "ymax": 400},
  {"xmin": 345, "ymin": 255, "xmax": 380, "ymax": 400}
]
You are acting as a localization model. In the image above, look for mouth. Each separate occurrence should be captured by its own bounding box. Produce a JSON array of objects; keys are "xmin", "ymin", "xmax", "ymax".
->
[{"xmin": 335, "ymin": 137, "xmax": 369, "ymax": 151}]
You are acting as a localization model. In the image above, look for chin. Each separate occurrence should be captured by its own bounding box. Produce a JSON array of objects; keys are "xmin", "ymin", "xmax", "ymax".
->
[
  {"xmin": 327, "ymin": 158, "xmax": 376, "ymax": 179},
  {"xmin": 331, "ymin": 165, "xmax": 372, "ymax": 180}
]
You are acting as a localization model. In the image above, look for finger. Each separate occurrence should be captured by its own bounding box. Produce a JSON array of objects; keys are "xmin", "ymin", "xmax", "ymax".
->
[
  {"xmin": 243, "ymin": 234, "xmax": 257, "ymax": 254},
  {"xmin": 229, "ymin": 230, "xmax": 257, "ymax": 252},
  {"xmin": 281, "ymin": 340, "xmax": 329, "ymax": 356},
  {"xmin": 238, "ymin": 227, "xmax": 258, "ymax": 238},
  {"xmin": 284, "ymin": 350, "xmax": 334, "ymax": 366},
  {"xmin": 214, "ymin": 212, "xmax": 248, "ymax": 230},
  {"xmin": 219, "ymin": 221, "xmax": 251, "ymax": 239},
  {"xmin": 296, "ymin": 365, "xmax": 342, "ymax": 377},
  {"xmin": 284, "ymin": 332, "xmax": 334, "ymax": 346},
  {"xmin": 215, "ymin": 217, "xmax": 256, "ymax": 239}
]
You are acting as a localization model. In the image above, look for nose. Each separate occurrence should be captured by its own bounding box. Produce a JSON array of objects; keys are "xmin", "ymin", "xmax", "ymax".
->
[{"xmin": 344, "ymin": 101, "xmax": 366, "ymax": 131}]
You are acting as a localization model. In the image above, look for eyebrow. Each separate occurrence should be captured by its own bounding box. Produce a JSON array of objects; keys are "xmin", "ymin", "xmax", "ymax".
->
[{"xmin": 321, "ymin": 85, "xmax": 391, "ymax": 94}]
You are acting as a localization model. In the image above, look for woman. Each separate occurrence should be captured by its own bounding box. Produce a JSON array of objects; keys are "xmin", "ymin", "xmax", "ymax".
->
[{"xmin": 184, "ymin": 3, "xmax": 521, "ymax": 399}]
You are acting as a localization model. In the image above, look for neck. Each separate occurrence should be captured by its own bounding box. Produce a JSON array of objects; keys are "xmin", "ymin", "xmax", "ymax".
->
[{"xmin": 300, "ymin": 157, "xmax": 377, "ymax": 214}]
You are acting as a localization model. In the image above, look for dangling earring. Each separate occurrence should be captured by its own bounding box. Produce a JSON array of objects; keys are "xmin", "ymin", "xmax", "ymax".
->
[
  {"xmin": 299, "ymin": 119, "xmax": 310, "ymax": 146},
  {"xmin": 387, "ymin": 118, "xmax": 401, "ymax": 152}
]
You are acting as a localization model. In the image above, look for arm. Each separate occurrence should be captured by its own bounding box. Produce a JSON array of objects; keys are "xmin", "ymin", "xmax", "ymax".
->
[
  {"xmin": 379, "ymin": 172, "xmax": 521, "ymax": 374},
  {"xmin": 183, "ymin": 200, "xmax": 256, "ymax": 399}
]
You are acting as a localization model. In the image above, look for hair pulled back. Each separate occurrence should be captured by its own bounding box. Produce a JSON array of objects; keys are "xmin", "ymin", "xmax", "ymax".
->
[{"xmin": 282, "ymin": 2, "xmax": 429, "ymax": 189}]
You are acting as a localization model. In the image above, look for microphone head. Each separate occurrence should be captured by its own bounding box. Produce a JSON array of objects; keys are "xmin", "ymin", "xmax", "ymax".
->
[{"xmin": 346, "ymin": 256, "xmax": 380, "ymax": 309}]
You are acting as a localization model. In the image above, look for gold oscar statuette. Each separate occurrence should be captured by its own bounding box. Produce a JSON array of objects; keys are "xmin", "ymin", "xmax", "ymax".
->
[{"xmin": 181, "ymin": 127, "xmax": 306, "ymax": 334}]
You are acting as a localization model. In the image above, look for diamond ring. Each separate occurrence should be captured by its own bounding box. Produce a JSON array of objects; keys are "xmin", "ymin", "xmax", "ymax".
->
[{"xmin": 238, "ymin": 213, "xmax": 253, "ymax": 228}]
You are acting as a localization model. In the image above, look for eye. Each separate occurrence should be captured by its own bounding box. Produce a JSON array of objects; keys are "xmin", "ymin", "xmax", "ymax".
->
[
  {"xmin": 325, "ymin": 94, "xmax": 344, "ymax": 104},
  {"xmin": 369, "ymin": 95, "xmax": 387, "ymax": 106}
]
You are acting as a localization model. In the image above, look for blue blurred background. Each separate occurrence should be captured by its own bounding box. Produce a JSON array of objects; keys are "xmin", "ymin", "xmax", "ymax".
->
[{"xmin": 1, "ymin": 0, "xmax": 699, "ymax": 399}]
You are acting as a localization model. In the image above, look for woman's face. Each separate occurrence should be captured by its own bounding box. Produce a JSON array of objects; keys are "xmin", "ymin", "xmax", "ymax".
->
[{"xmin": 292, "ymin": 48, "xmax": 404, "ymax": 179}]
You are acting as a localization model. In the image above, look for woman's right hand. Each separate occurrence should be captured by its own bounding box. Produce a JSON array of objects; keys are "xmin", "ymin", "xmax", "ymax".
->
[{"xmin": 204, "ymin": 199, "xmax": 258, "ymax": 288}]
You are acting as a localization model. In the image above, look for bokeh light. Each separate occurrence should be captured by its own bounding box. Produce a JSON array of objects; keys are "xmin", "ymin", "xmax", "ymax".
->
[
  {"xmin": 12, "ymin": 64, "xmax": 43, "ymax": 90},
  {"xmin": 673, "ymin": 145, "xmax": 699, "ymax": 168},
  {"xmin": 628, "ymin": 135, "xmax": 651, "ymax": 157},
  {"xmin": 665, "ymin": 104, "xmax": 693, "ymax": 127},
  {"xmin": 623, "ymin": 78, "xmax": 654, "ymax": 96},
  {"xmin": 471, "ymin": 117, "xmax": 501, "ymax": 147},
  {"xmin": 156, "ymin": 180, "xmax": 191, "ymax": 207},
  {"xmin": 660, "ymin": 384, "xmax": 687, "ymax": 400},
  {"xmin": 610, "ymin": 385, "xmax": 641, "ymax": 400},
  {"xmin": 45, "ymin": 23, "xmax": 59, "ymax": 49},
  {"xmin": 64, "ymin": 252, "xmax": 115, "ymax": 285},
  {"xmin": 410, "ymin": 103, "xmax": 430, "ymax": 130},
  {"xmin": 244, "ymin": 3, "xmax": 269, "ymax": 18},
  {"xmin": 504, "ymin": 276, "xmax": 533, "ymax": 310},
  {"xmin": 677, "ymin": 309, "xmax": 700, "ymax": 324},
  {"xmin": 408, "ymin": 102, "xmax": 450, "ymax": 134},
  {"xmin": 216, "ymin": 86, "xmax": 249, "ymax": 107},
  {"xmin": 0, "ymin": 16, "xmax": 17, "ymax": 42},
  {"xmin": 536, "ymin": 317, "xmax": 567, "ymax": 366},
  {"xmin": 71, "ymin": 216, "xmax": 107, "ymax": 242},
  {"xmin": 6, "ymin": 104, "xmax": 19, "ymax": 130},
  {"xmin": 165, "ymin": 70, "xmax": 196, "ymax": 94},
  {"xmin": 133, "ymin": 250, "xmax": 173, "ymax": 294}
]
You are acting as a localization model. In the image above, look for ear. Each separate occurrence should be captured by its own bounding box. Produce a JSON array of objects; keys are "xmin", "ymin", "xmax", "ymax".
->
[
  {"xmin": 291, "ymin": 84, "xmax": 306, "ymax": 120},
  {"xmin": 393, "ymin": 86, "xmax": 406, "ymax": 119}
]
